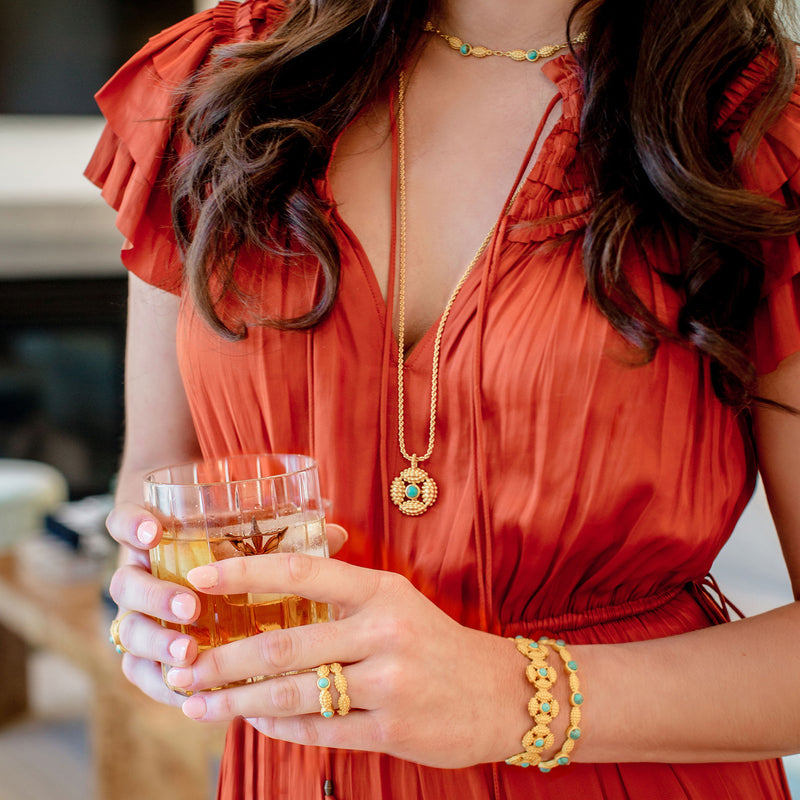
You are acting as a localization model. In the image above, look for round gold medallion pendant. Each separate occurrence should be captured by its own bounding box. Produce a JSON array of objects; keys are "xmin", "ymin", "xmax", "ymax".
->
[{"xmin": 390, "ymin": 465, "xmax": 438, "ymax": 516}]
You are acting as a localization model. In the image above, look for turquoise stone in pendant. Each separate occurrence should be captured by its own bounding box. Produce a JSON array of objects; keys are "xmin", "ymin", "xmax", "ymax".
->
[
  {"xmin": 526, "ymin": 49, "xmax": 539, "ymax": 61},
  {"xmin": 405, "ymin": 484, "xmax": 420, "ymax": 500}
]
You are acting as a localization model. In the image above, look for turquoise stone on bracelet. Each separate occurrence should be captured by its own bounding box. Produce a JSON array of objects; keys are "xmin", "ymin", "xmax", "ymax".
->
[
  {"xmin": 557, "ymin": 757, "xmax": 570, "ymax": 766},
  {"xmin": 572, "ymin": 692, "xmax": 584, "ymax": 705},
  {"xmin": 534, "ymin": 738, "xmax": 545, "ymax": 748},
  {"xmin": 538, "ymin": 667, "xmax": 548, "ymax": 677},
  {"xmin": 540, "ymin": 702, "xmax": 551, "ymax": 713},
  {"xmin": 570, "ymin": 729, "xmax": 582, "ymax": 740}
]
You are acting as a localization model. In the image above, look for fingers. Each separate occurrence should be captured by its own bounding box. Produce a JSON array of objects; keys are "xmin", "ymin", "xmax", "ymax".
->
[
  {"xmin": 106, "ymin": 502, "xmax": 162, "ymax": 551},
  {"xmin": 110, "ymin": 564, "xmax": 201, "ymax": 627},
  {"xmin": 120, "ymin": 652, "xmax": 187, "ymax": 708},
  {"xmin": 187, "ymin": 552, "xmax": 390, "ymax": 615},
  {"xmin": 172, "ymin": 658, "xmax": 368, "ymax": 723},
  {"xmin": 325, "ymin": 523, "xmax": 348, "ymax": 557},
  {"xmin": 164, "ymin": 615, "xmax": 369, "ymax": 692},
  {"xmin": 246, "ymin": 713, "xmax": 383, "ymax": 753},
  {"xmin": 113, "ymin": 609, "xmax": 198, "ymax": 668}
]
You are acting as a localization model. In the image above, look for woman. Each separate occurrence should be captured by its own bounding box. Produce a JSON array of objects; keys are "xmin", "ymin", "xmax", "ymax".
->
[{"xmin": 87, "ymin": 0, "xmax": 800, "ymax": 797}]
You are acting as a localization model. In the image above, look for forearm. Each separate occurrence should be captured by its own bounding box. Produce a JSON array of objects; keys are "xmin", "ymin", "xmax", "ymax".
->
[{"xmin": 569, "ymin": 602, "xmax": 800, "ymax": 763}]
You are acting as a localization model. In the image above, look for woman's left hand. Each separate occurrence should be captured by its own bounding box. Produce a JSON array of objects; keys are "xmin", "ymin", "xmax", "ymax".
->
[{"xmin": 164, "ymin": 551, "xmax": 530, "ymax": 768}]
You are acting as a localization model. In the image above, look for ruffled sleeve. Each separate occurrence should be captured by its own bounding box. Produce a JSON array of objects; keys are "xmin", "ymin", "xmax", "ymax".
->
[
  {"xmin": 722, "ymin": 50, "xmax": 800, "ymax": 375},
  {"xmin": 84, "ymin": 0, "xmax": 287, "ymax": 293}
]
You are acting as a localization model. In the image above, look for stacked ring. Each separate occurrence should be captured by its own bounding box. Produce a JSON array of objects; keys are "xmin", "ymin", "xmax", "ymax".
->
[
  {"xmin": 317, "ymin": 663, "xmax": 351, "ymax": 718},
  {"xmin": 317, "ymin": 664, "xmax": 335, "ymax": 718},
  {"xmin": 109, "ymin": 610, "xmax": 135, "ymax": 654},
  {"xmin": 331, "ymin": 662, "xmax": 351, "ymax": 716}
]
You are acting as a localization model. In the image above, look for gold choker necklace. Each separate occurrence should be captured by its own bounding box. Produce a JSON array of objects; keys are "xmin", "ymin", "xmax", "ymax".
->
[{"xmin": 424, "ymin": 20, "xmax": 586, "ymax": 63}]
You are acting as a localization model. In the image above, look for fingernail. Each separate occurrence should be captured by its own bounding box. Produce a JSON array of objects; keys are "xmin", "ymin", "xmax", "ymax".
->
[
  {"xmin": 169, "ymin": 638, "xmax": 190, "ymax": 662},
  {"xmin": 167, "ymin": 667, "xmax": 193, "ymax": 688},
  {"xmin": 182, "ymin": 695, "xmax": 206, "ymax": 720},
  {"xmin": 171, "ymin": 593, "xmax": 197, "ymax": 620},
  {"xmin": 187, "ymin": 565, "xmax": 218, "ymax": 589},
  {"xmin": 137, "ymin": 520, "xmax": 158, "ymax": 546}
]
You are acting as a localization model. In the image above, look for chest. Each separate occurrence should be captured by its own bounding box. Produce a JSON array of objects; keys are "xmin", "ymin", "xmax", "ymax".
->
[{"xmin": 326, "ymin": 69, "xmax": 563, "ymax": 356}]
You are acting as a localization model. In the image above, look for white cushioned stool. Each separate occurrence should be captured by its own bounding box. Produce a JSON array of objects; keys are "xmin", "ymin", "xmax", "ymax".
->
[{"xmin": 0, "ymin": 459, "xmax": 68, "ymax": 550}]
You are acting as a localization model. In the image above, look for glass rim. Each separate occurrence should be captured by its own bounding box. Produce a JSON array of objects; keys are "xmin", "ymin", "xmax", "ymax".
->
[{"xmin": 143, "ymin": 453, "xmax": 318, "ymax": 489}]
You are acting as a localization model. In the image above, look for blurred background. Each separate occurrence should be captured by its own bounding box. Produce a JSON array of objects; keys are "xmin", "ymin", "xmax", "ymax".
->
[{"xmin": 0, "ymin": 0, "xmax": 798, "ymax": 797}]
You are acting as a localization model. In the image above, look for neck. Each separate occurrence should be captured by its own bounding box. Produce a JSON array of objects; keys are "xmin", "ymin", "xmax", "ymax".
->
[{"xmin": 436, "ymin": 0, "xmax": 579, "ymax": 46}]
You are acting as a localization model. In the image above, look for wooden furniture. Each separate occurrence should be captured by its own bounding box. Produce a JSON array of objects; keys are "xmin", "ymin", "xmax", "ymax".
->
[{"xmin": 0, "ymin": 540, "xmax": 226, "ymax": 800}]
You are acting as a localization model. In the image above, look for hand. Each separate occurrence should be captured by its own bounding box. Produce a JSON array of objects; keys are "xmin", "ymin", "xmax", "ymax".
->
[
  {"xmin": 105, "ymin": 501, "xmax": 349, "ymax": 707},
  {"xmin": 163, "ymin": 553, "xmax": 531, "ymax": 768},
  {"xmin": 106, "ymin": 502, "xmax": 198, "ymax": 706}
]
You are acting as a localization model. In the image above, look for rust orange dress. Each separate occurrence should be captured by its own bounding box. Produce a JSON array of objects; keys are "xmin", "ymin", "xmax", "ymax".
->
[{"xmin": 86, "ymin": 2, "xmax": 800, "ymax": 798}]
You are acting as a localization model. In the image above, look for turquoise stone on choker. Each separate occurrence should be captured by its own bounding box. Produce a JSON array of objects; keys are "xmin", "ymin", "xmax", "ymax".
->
[{"xmin": 423, "ymin": 20, "xmax": 588, "ymax": 64}]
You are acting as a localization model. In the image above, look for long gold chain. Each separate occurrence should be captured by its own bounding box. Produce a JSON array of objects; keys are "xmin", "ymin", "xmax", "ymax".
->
[
  {"xmin": 424, "ymin": 20, "xmax": 586, "ymax": 63},
  {"xmin": 395, "ymin": 72, "xmax": 496, "ymax": 466},
  {"xmin": 389, "ymin": 71, "xmax": 515, "ymax": 515}
]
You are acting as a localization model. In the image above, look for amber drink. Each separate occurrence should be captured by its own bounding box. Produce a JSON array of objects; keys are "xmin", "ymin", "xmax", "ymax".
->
[{"xmin": 144, "ymin": 455, "xmax": 330, "ymax": 692}]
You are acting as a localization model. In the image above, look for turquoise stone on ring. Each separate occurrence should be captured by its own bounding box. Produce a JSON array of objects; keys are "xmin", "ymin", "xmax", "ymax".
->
[{"xmin": 317, "ymin": 676, "xmax": 330, "ymax": 690}]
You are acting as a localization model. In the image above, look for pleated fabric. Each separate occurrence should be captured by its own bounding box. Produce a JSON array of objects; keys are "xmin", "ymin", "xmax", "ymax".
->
[{"xmin": 85, "ymin": 2, "xmax": 800, "ymax": 798}]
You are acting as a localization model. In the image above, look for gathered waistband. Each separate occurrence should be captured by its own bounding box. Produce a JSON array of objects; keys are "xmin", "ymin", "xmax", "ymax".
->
[{"xmin": 501, "ymin": 580, "xmax": 727, "ymax": 639}]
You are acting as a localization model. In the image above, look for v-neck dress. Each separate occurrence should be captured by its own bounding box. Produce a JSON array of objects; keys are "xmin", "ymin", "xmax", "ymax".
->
[{"xmin": 86, "ymin": 2, "xmax": 800, "ymax": 798}]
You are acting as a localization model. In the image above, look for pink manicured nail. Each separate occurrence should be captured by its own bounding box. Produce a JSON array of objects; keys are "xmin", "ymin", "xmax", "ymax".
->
[
  {"xmin": 182, "ymin": 695, "xmax": 207, "ymax": 720},
  {"xmin": 167, "ymin": 667, "xmax": 193, "ymax": 688},
  {"xmin": 137, "ymin": 520, "xmax": 158, "ymax": 546},
  {"xmin": 171, "ymin": 593, "xmax": 197, "ymax": 620},
  {"xmin": 187, "ymin": 565, "xmax": 219, "ymax": 589},
  {"xmin": 169, "ymin": 638, "xmax": 190, "ymax": 662}
]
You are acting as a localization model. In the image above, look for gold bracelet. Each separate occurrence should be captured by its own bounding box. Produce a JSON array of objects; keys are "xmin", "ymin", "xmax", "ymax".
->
[
  {"xmin": 505, "ymin": 637, "xmax": 584, "ymax": 771},
  {"xmin": 535, "ymin": 638, "xmax": 583, "ymax": 772},
  {"xmin": 504, "ymin": 637, "xmax": 560, "ymax": 767}
]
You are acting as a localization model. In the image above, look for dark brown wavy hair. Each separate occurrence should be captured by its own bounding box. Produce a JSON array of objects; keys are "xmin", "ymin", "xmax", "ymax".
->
[{"xmin": 172, "ymin": 0, "xmax": 800, "ymax": 410}]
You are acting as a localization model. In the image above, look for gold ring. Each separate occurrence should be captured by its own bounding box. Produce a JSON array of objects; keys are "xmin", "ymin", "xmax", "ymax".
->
[
  {"xmin": 109, "ymin": 610, "xmax": 135, "ymax": 654},
  {"xmin": 330, "ymin": 662, "xmax": 350, "ymax": 716},
  {"xmin": 316, "ymin": 663, "xmax": 351, "ymax": 718}
]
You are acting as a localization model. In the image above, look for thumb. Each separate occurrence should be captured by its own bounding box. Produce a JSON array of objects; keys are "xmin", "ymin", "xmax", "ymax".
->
[{"xmin": 325, "ymin": 523, "xmax": 348, "ymax": 556}]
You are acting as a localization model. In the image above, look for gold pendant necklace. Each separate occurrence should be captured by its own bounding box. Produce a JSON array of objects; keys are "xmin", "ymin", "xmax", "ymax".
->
[
  {"xmin": 389, "ymin": 72, "xmax": 503, "ymax": 516},
  {"xmin": 424, "ymin": 20, "xmax": 586, "ymax": 63}
]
